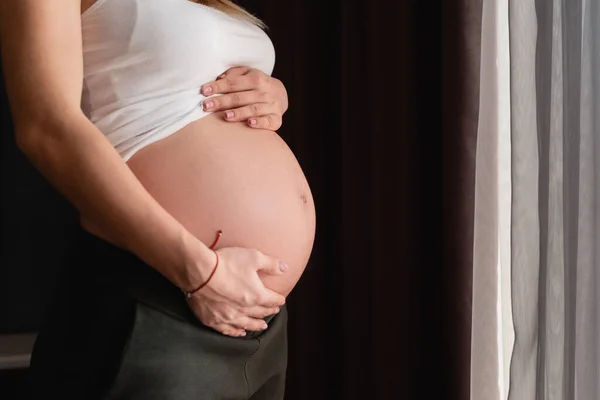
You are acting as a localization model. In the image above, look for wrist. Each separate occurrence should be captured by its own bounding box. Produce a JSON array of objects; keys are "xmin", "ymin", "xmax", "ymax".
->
[{"xmin": 178, "ymin": 230, "xmax": 217, "ymax": 293}]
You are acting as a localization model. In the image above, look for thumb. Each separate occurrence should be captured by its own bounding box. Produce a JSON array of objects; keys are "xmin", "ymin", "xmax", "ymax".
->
[{"xmin": 256, "ymin": 254, "xmax": 289, "ymax": 276}]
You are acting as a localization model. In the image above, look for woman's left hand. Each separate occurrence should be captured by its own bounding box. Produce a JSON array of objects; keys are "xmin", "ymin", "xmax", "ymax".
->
[{"xmin": 200, "ymin": 66, "xmax": 288, "ymax": 131}]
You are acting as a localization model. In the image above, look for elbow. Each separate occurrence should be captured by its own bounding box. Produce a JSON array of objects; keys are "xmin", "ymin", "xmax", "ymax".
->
[
  {"xmin": 14, "ymin": 112, "xmax": 85, "ymax": 154},
  {"xmin": 12, "ymin": 112, "xmax": 45, "ymax": 147},
  {"xmin": 14, "ymin": 126, "xmax": 39, "ymax": 153},
  {"xmin": 15, "ymin": 128, "xmax": 38, "ymax": 152},
  {"xmin": 15, "ymin": 124, "xmax": 64, "ymax": 162},
  {"xmin": 11, "ymin": 112, "xmax": 46, "ymax": 150},
  {"xmin": 14, "ymin": 125, "xmax": 49, "ymax": 155}
]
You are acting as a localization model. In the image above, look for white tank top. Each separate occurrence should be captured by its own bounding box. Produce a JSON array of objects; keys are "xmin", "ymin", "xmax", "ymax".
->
[{"xmin": 80, "ymin": 0, "xmax": 276, "ymax": 161}]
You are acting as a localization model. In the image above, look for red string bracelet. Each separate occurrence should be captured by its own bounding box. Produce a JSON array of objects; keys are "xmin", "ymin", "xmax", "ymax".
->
[{"xmin": 183, "ymin": 230, "xmax": 223, "ymax": 299}]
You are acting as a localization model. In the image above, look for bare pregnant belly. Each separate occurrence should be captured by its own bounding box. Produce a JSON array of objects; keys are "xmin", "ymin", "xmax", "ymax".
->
[{"xmin": 125, "ymin": 112, "xmax": 316, "ymax": 297}]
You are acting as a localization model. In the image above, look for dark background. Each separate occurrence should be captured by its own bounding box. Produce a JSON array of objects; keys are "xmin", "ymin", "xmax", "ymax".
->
[{"xmin": 1, "ymin": 0, "xmax": 480, "ymax": 399}]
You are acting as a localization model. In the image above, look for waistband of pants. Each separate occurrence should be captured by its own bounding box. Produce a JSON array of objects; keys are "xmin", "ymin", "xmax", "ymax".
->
[
  {"xmin": 63, "ymin": 225, "xmax": 281, "ymax": 334},
  {"xmin": 63, "ymin": 225, "xmax": 282, "ymax": 331}
]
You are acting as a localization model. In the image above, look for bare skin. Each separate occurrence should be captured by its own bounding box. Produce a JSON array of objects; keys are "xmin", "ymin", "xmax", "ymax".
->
[
  {"xmin": 81, "ymin": 0, "xmax": 315, "ymax": 336},
  {"xmin": 0, "ymin": 0, "xmax": 313, "ymax": 339},
  {"xmin": 125, "ymin": 112, "xmax": 316, "ymax": 298}
]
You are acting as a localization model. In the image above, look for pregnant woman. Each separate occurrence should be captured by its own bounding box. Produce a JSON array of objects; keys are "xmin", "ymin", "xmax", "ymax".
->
[{"xmin": 0, "ymin": 0, "xmax": 315, "ymax": 399}]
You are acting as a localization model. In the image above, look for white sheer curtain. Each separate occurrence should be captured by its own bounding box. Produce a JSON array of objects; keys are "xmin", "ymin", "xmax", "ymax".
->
[
  {"xmin": 470, "ymin": 0, "xmax": 514, "ymax": 398},
  {"xmin": 471, "ymin": 0, "xmax": 599, "ymax": 399}
]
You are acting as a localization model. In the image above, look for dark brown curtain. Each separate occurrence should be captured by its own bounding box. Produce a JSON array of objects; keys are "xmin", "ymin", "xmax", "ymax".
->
[
  {"xmin": 1, "ymin": 1, "xmax": 482, "ymax": 399},
  {"xmin": 240, "ymin": 1, "xmax": 482, "ymax": 399}
]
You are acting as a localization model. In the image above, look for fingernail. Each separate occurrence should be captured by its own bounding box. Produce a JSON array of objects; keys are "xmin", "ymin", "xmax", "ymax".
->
[
  {"xmin": 202, "ymin": 86, "xmax": 213, "ymax": 95},
  {"xmin": 275, "ymin": 307, "xmax": 280, "ymax": 313},
  {"xmin": 279, "ymin": 262, "xmax": 289, "ymax": 272},
  {"xmin": 262, "ymin": 323, "xmax": 268, "ymax": 330},
  {"xmin": 249, "ymin": 119, "xmax": 257, "ymax": 126},
  {"xmin": 218, "ymin": 73, "xmax": 226, "ymax": 79},
  {"xmin": 203, "ymin": 101, "xmax": 214, "ymax": 110},
  {"xmin": 226, "ymin": 111, "xmax": 234, "ymax": 119}
]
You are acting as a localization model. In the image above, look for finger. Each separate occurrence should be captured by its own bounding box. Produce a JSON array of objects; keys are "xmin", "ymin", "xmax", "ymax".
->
[
  {"xmin": 231, "ymin": 316, "xmax": 270, "ymax": 332},
  {"xmin": 201, "ymin": 90, "xmax": 266, "ymax": 113},
  {"xmin": 216, "ymin": 66, "xmax": 252, "ymax": 80},
  {"xmin": 241, "ymin": 305, "xmax": 281, "ymax": 319},
  {"xmin": 257, "ymin": 288, "xmax": 287, "ymax": 308},
  {"xmin": 203, "ymin": 67, "xmax": 251, "ymax": 89},
  {"xmin": 212, "ymin": 323, "xmax": 247, "ymax": 338},
  {"xmin": 255, "ymin": 253, "xmax": 289, "ymax": 276},
  {"xmin": 201, "ymin": 73, "xmax": 265, "ymax": 96},
  {"xmin": 247, "ymin": 114, "xmax": 282, "ymax": 131},
  {"xmin": 222, "ymin": 103, "xmax": 278, "ymax": 122}
]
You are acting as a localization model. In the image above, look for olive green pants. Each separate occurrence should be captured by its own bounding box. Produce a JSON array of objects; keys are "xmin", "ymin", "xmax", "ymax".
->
[
  {"xmin": 29, "ymin": 226, "xmax": 288, "ymax": 400},
  {"xmin": 30, "ymin": 286, "xmax": 288, "ymax": 400},
  {"xmin": 104, "ymin": 301, "xmax": 288, "ymax": 399}
]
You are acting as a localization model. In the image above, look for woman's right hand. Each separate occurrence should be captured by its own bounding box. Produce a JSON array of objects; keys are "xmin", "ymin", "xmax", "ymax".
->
[{"xmin": 186, "ymin": 246, "xmax": 288, "ymax": 337}]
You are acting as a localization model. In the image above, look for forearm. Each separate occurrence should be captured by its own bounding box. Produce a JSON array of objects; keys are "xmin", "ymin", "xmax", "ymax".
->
[{"xmin": 16, "ymin": 114, "xmax": 214, "ymax": 291}]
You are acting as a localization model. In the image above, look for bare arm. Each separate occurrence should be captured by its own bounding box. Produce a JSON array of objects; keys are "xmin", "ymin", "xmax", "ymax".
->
[{"xmin": 0, "ymin": 0, "xmax": 214, "ymax": 291}]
